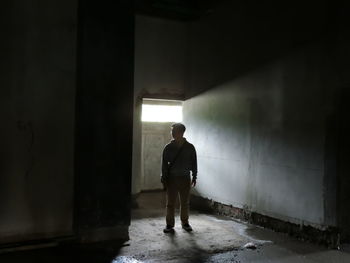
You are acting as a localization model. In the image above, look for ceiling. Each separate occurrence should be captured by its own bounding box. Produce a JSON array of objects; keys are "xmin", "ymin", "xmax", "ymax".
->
[{"xmin": 135, "ymin": 0, "xmax": 223, "ymax": 21}]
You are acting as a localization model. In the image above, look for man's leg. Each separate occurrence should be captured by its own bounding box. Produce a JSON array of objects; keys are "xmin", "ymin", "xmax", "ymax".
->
[
  {"xmin": 165, "ymin": 177, "xmax": 177, "ymax": 227},
  {"xmin": 178, "ymin": 176, "xmax": 191, "ymax": 225}
]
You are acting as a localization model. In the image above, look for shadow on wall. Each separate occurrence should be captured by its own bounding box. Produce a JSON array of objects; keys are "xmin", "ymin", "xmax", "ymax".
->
[{"xmin": 185, "ymin": 0, "xmax": 336, "ymax": 99}]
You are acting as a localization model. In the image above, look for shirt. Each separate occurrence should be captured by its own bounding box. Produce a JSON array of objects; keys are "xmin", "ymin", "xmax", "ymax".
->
[{"xmin": 161, "ymin": 138, "xmax": 197, "ymax": 178}]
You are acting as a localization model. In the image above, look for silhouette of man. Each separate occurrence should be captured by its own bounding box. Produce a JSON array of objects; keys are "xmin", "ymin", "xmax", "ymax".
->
[{"xmin": 161, "ymin": 123, "xmax": 197, "ymax": 233}]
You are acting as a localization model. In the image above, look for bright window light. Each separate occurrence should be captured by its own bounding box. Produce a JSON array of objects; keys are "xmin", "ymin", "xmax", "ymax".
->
[{"xmin": 142, "ymin": 104, "xmax": 183, "ymax": 122}]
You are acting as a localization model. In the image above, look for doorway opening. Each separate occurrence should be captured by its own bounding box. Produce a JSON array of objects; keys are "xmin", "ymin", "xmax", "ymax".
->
[
  {"xmin": 140, "ymin": 98, "xmax": 183, "ymax": 192},
  {"xmin": 141, "ymin": 99, "xmax": 183, "ymax": 123}
]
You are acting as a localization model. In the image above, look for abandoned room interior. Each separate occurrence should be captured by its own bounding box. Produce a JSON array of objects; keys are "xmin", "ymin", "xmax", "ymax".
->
[{"xmin": 1, "ymin": 0, "xmax": 350, "ymax": 262}]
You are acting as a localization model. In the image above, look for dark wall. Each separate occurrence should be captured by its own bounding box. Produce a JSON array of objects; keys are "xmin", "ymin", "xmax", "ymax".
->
[
  {"xmin": 0, "ymin": 0, "xmax": 77, "ymax": 243},
  {"xmin": 338, "ymin": 87, "xmax": 350, "ymax": 240},
  {"xmin": 328, "ymin": 37, "xmax": 350, "ymax": 237},
  {"xmin": 134, "ymin": 15, "xmax": 188, "ymax": 100},
  {"xmin": 132, "ymin": 15, "xmax": 188, "ymax": 194},
  {"xmin": 186, "ymin": 0, "xmax": 331, "ymax": 99},
  {"xmin": 0, "ymin": 0, "xmax": 134, "ymax": 245},
  {"xmin": 327, "ymin": 0, "xmax": 350, "ymax": 240},
  {"xmin": 75, "ymin": 0, "xmax": 134, "ymax": 241}
]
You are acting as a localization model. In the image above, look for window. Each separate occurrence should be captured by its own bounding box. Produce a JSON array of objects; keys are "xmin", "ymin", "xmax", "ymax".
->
[{"xmin": 141, "ymin": 99, "xmax": 183, "ymax": 122}]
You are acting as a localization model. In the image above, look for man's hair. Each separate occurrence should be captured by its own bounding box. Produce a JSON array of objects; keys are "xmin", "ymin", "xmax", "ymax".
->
[{"xmin": 172, "ymin": 123, "xmax": 186, "ymax": 133}]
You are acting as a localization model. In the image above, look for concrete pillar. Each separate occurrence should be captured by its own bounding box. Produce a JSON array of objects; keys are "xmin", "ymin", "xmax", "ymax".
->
[{"xmin": 74, "ymin": 0, "xmax": 134, "ymax": 242}]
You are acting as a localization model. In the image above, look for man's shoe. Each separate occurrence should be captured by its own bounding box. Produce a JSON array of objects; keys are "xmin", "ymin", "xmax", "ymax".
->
[
  {"xmin": 182, "ymin": 223, "xmax": 193, "ymax": 232},
  {"xmin": 163, "ymin": 225, "xmax": 175, "ymax": 233}
]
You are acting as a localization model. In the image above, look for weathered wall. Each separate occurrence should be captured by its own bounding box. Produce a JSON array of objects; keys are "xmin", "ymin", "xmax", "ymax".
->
[
  {"xmin": 0, "ymin": 0, "xmax": 77, "ymax": 243},
  {"xmin": 183, "ymin": 0, "xmax": 347, "ymax": 228},
  {"xmin": 132, "ymin": 15, "xmax": 187, "ymax": 194}
]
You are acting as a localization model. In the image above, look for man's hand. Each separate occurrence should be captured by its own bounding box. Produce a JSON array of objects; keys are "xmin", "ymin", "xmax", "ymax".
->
[
  {"xmin": 161, "ymin": 176, "xmax": 167, "ymax": 191},
  {"xmin": 191, "ymin": 178, "xmax": 197, "ymax": 187}
]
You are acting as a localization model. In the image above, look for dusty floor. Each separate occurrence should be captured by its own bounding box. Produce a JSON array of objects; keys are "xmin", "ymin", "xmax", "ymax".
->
[{"xmin": 1, "ymin": 192, "xmax": 350, "ymax": 263}]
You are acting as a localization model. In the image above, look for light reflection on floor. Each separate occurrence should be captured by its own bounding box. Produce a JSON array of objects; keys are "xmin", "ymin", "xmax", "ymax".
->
[{"xmin": 112, "ymin": 256, "xmax": 142, "ymax": 263}]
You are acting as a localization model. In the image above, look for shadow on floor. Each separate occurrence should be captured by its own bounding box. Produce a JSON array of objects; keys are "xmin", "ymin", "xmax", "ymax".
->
[{"xmin": 0, "ymin": 240, "xmax": 127, "ymax": 263}]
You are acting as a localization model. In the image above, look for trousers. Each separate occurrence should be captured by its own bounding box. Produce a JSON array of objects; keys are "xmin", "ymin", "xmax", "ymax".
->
[{"xmin": 165, "ymin": 176, "xmax": 191, "ymax": 227}]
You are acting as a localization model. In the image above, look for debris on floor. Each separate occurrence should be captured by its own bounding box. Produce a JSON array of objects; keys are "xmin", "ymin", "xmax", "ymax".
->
[{"xmin": 243, "ymin": 242, "xmax": 257, "ymax": 250}]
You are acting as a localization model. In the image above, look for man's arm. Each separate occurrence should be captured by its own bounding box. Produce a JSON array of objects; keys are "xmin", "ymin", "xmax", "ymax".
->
[
  {"xmin": 191, "ymin": 145, "xmax": 198, "ymax": 186},
  {"xmin": 161, "ymin": 146, "xmax": 168, "ymax": 182}
]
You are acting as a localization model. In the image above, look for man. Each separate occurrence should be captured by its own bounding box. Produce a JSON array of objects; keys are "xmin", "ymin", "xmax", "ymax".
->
[{"xmin": 161, "ymin": 123, "xmax": 197, "ymax": 233}]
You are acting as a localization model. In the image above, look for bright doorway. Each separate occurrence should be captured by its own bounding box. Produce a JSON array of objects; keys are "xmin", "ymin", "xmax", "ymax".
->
[{"xmin": 140, "ymin": 99, "xmax": 183, "ymax": 191}]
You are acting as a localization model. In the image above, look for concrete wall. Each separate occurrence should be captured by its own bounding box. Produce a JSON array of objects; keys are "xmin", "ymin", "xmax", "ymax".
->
[
  {"xmin": 75, "ymin": 0, "xmax": 134, "ymax": 241},
  {"xmin": 0, "ymin": 0, "xmax": 77, "ymax": 243},
  {"xmin": 183, "ymin": 1, "xmax": 346, "ymax": 228},
  {"xmin": 184, "ymin": 47, "xmax": 332, "ymax": 226},
  {"xmin": 132, "ymin": 15, "xmax": 187, "ymax": 194}
]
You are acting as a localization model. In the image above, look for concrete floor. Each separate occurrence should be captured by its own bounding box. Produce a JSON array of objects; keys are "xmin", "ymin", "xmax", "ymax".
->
[
  {"xmin": 1, "ymin": 192, "xmax": 350, "ymax": 262},
  {"xmin": 116, "ymin": 192, "xmax": 350, "ymax": 262}
]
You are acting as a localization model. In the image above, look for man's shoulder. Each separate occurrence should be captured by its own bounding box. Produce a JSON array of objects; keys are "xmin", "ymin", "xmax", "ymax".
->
[
  {"xmin": 164, "ymin": 140, "xmax": 175, "ymax": 149},
  {"xmin": 184, "ymin": 140, "xmax": 195, "ymax": 149}
]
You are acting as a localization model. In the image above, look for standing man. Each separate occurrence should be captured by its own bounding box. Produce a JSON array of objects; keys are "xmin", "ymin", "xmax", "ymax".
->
[{"xmin": 161, "ymin": 123, "xmax": 197, "ymax": 233}]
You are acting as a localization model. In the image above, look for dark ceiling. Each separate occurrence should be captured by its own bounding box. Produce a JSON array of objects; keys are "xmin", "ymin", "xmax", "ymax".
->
[{"xmin": 135, "ymin": 0, "xmax": 224, "ymax": 21}]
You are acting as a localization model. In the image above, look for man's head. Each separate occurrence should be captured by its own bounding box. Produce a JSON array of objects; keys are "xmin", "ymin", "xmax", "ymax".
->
[{"xmin": 171, "ymin": 123, "xmax": 186, "ymax": 140}]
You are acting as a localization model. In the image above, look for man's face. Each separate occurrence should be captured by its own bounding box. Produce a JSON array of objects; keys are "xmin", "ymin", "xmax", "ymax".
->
[{"xmin": 171, "ymin": 127, "xmax": 183, "ymax": 140}]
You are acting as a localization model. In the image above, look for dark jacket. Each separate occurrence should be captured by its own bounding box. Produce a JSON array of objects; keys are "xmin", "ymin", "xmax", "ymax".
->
[{"xmin": 161, "ymin": 139, "xmax": 197, "ymax": 178}]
